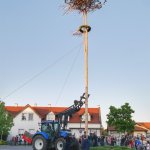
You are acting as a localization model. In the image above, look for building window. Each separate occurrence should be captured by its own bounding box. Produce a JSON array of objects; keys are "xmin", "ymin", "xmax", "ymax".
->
[
  {"xmin": 22, "ymin": 113, "xmax": 27, "ymax": 120},
  {"xmin": 28, "ymin": 113, "xmax": 33, "ymax": 121},
  {"xmin": 18, "ymin": 129, "xmax": 24, "ymax": 135}
]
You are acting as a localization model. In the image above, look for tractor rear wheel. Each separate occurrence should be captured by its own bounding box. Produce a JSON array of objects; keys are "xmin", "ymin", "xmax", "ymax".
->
[
  {"xmin": 55, "ymin": 138, "xmax": 66, "ymax": 150},
  {"xmin": 32, "ymin": 135, "xmax": 47, "ymax": 150}
]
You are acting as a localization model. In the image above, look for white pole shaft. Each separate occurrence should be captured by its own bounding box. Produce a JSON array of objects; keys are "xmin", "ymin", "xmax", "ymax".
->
[{"xmin": 83, "ymin": 11, "xmax": 89, "ymax": 138}]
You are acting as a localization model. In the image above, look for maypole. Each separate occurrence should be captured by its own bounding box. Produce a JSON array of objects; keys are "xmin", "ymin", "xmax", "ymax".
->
[{"xmin": 64, "ymin": 0, "xmax": 106, "ymax": 137}]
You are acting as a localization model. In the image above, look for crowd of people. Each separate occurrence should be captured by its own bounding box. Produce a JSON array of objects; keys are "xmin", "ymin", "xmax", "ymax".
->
[
  {"xmin": 119, "ymin": 134, "xmax": 150, "ymax": 150},
  {"xmin": 78, "ymin": 132, "xmax": 150, "ymax": 150},
  {"xmin": 9, "ymin": 132, "xmax": 150, "ymax": 150},
  {"xmin": 11, "ymin": 134, "xmax": 28, "ymax": 145},
  {"xmin": 78, "ymin": 132, "xmax": 101, "ymax": 150}
]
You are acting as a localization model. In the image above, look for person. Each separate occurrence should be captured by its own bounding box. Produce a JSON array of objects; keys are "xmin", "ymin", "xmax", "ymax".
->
[
  {"xmin": 15, "ymin": 136, "xmax": 18, "ymax": 145},
  {"xmin": 70, "ymin": 135, "xmax": 80, "ymax": 150},
  {"xmin": 111, "ymin": 136, "xmax": 116, "ymax": 146},
  {"xmin": 121, "ymin": 135, "xmax": 125, "ymax": 146},
  {"xmin": 97, "ymin": 136, "xmax": 101, "ymax": 146},
  {"xmin": 65, "ymin": 136, "xmax": 72, "ymax": 150},
  {"xmin": 18, "ymin": 135, "xmax": 22, "ymax": 145},
  {"xmin": 12, "ymin": 136, "xmax": 15, "ymax": 145},
  {"xmin": 79, "ymin": 136, "xmax": 82, "ymax": 145},
  {"xmin": 129, "ymin": 137, "xmax": 134, "ymax": 149},
  {"xmin": 88, "ymin": 133, "xmax": 93, "ymax": 147},
  {"xmin": 100, "ymin": 135, "xmax": 105, "ymax": 146},
  {"xmin": 65, "ymin": 135, "xmax": 80, "ymax": 150},
  {"xmin": 92, "ymin": 132, "xmax": 98, "ymax": 147},
  {"xmin": 81, "ymin": 135, "xmax": 90, "ymax": 150},
  {"xmin": 147, "ymin": 141, "xmax": 150, "ymax": 150},
  {"xmin": 135, "ymin": 137, "xmax": 142, "ymax": 150}
]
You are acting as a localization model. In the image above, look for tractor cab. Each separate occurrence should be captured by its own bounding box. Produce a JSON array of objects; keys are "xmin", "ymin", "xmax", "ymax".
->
[{"xmin": 41, "ymin": 120, "xmax": 59, "ymax": 134}]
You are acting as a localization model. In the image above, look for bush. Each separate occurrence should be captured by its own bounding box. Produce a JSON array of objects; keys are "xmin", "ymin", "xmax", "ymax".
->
[
  {"xmin": 0, "ymin": 140, "xmax": 7, "ymax": 145},
  {"xmin": 90, "ymin": 146, "xmax": 131, "ymax": 150}
]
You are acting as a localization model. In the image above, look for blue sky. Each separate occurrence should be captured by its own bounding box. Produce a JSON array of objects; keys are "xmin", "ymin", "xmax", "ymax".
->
[{"xmin": 0, "ymin": 0, "xmax": 150, "ymax": 127}]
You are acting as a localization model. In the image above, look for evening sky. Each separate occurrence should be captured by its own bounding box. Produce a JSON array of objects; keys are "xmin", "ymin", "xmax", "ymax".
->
[{"xmin": 0, "ymin": 0, "xmax": 150, "ymax": 127}]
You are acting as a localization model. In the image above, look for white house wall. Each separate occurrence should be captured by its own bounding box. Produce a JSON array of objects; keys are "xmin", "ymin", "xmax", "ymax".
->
[
  {"xmin": 71, "ymin": 129, "xmax": 101, "ymax": 138},
  {"xmin": 68, "ymin": 123, "xmax": 102, "ymax": 138},
  {"xmin": 108, "ymin": 131, "xmax": 147, "ymax": 138},
  {"xmin": 68, "ymin": 123, "xmax": 101, "ymax": 129},
  {"xmin": 8, "ymin": 107, "xmax": 41, "ymax": 140},
  {"xmin": 108, "ymin": 131, "xmax": 121, "ymax": 138},
  {"xmin": 133, "ymin": 131, "xmax": 146, "ymax": 137}
]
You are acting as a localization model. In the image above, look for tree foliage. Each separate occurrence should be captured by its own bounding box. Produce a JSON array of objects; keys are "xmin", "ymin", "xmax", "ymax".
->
[
  {"xmin": 106, "ymin": 103, "xmax": 135, "ymax": 133},
  {"xmin": 0, "ymin": 101, "xmax": 13, "ymax": 140}
]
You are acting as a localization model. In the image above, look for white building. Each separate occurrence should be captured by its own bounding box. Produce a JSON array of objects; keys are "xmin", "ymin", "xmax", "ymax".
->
[
  {"xmin": 107, "ymin": 122, "xmax": 150, "ymax": 137},
  {"xmin": 6, "ymin": 104, "xmax": 103, "ymax": 139}
]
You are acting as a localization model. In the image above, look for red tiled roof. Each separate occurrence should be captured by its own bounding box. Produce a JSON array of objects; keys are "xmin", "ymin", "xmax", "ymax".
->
[
  {"xmin": 5, "ymin": 106, "xmax": 24, "ymax": 117},
  {"xmin": 5, "ymin": 105, "xmax": 101, "ymax": 124},
  {"xmin": 134, "ymin": 124, "xmax": 148, "ymax": 131},
  {"xmin": 70, "ymin": 108, "xmax": 100, "ymax": 124},
  {"xmin": 107, "ymin": 123, "xmax": 150, "ymax": 132},
  {"xmin": 136, "ymin": 122, "xmax": 150, "ymax": 130}
]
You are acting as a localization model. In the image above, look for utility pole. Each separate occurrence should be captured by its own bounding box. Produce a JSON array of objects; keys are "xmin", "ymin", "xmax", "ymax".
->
[{"xmin": 64, "ymin": 0, "xmax": 106, "ymax": 138}]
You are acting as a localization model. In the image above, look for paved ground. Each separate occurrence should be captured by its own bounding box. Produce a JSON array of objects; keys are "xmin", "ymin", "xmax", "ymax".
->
[{"xmin": 0, "ymin": 145, "xmax": 32, "ymax": 150}]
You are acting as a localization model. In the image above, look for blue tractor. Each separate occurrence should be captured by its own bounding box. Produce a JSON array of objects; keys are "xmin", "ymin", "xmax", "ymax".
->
[{"xmin": 32, "ymin": 93, "xmax": 87, "ymax": 150}]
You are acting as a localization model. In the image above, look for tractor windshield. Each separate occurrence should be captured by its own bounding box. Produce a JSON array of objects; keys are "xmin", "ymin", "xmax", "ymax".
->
[
  {"xmin": 41, "ymin": 123, "xmax": 53, "ymax": 132},
  {"xmin": 53, "ymin": 122, "xmax": 59, "ymax": 131},
  {"xmin": 40, "ymin": 121, "xmax": 59, "ymax": 133}
]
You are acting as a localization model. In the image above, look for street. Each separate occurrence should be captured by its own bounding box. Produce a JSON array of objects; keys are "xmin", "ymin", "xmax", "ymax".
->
[{"xmin": 0, "ymin": 145, "xmax": 32, "ymax": 150}]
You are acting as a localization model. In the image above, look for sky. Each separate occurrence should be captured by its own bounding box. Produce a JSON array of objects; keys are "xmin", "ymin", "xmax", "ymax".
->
[{"xmin": 0, "ymin": 0, "xmax": 150, "ymax": 128}]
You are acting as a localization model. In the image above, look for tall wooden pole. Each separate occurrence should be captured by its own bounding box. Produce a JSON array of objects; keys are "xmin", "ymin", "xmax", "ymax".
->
[
  {"xmin": 64, "ymin": 0, "xmax": 106, "ymax": 138},
  {"xmin": 83, "ymin": 10, "xmax": 89, "ymax": 137}
]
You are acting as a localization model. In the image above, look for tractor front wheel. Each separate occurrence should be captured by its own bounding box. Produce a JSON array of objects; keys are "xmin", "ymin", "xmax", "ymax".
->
[
  {"xmin": 55, "ymin": 138, "xmax": 66, "ymax": 150},
  {"xmin": 32, "ymin": 135, "xmax": 47, "ymax": 150}
]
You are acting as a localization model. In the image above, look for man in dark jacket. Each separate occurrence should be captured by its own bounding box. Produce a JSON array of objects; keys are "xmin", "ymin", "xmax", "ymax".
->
[{"xmin": 81, "ymin": 135, "xmax": 90, "ymax": 150}]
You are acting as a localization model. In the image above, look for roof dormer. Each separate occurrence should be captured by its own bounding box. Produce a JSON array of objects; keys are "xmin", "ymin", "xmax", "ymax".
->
[
  {"xmin": 46, "ymin": 111, "xmax": 55, "ymax": 120},
  {"xmin": 81, "ymin": 112, "xmax": 91, "ymax": 122}
]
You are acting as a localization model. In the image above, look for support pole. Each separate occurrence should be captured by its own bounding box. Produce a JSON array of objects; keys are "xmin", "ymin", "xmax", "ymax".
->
[{"xmin": 83, "ymin": 10, "xmax": 89, "ymax": 138}]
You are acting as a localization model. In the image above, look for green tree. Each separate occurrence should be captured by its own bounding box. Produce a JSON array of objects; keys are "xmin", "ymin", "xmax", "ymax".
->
[
  {"xmin": 106, "ymin": 103, "xmax": 135, "ymax": 133},
  {"xmin": 0, "ymin": 101, "xmax": 13, "ymax": 140}
]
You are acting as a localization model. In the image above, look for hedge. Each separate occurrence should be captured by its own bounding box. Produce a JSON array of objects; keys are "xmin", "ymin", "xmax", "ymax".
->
[{"xmin": 0, "ymin": 140, "xmax": 7, "ymax": 145}]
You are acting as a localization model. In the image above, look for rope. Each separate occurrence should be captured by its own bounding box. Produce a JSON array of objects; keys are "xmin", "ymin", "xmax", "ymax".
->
[
  {"xmin": 55, "ymin": 44, "xmax": 82, "ymax": 106},
  {"xmin": 2, "ymin": 43, "xmax": 82, "ymax": 101}
]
